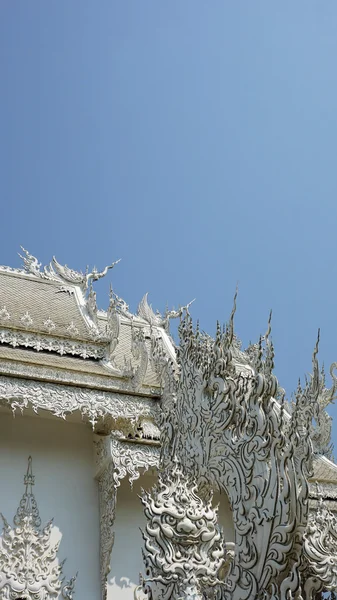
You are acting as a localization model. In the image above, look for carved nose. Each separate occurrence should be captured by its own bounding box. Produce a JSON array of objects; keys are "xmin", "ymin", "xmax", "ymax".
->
[{"xmin": 177, "ymin": 518, "xmax": 196, "ymax": 534}]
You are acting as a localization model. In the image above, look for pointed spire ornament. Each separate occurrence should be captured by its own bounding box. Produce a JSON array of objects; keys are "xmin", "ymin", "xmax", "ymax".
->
[{"xmin": 0, "ymin": 457, "xmax": 77, "ymax": 599}]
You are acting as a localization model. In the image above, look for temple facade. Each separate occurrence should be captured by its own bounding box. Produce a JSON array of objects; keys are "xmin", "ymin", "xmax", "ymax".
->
[{"xmin": 0, "ymin": 249, "xmax": 336, "ymax": 600}]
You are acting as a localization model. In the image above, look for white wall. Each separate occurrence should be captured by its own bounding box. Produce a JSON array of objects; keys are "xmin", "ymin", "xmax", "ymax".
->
[
  {"xmin": 109, "ymin": 475, "xmax": 157, "ymax": 600},
  {"xmin": 109, "ymin": 476, "xmax": 235, "ymax": 600},
  {"xmin": 0, "ymin": 411, "xmax": 235, "ymax": 600},
  {"xmin": 0, "ymin": 411, "xmax": 100, "ymax": 600}
]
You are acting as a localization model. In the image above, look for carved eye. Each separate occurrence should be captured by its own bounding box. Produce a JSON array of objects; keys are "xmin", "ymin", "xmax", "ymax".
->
[
  {"xmin": 166, "ymin": 516, "xmax": 176, "ymax": 525},
  {"xmin": 197, "ymin": 519, "xmax": 204, "ymax": 527}
]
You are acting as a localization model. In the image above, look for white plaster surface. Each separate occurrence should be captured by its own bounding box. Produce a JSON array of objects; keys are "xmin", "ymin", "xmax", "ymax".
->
[
  {"xmin": 0, "ymin": 411, "xmax": 100, "ymax": 600},
  {"xmin": 109, "ymin": 475, "xmax": 156, "ymax": 600}
]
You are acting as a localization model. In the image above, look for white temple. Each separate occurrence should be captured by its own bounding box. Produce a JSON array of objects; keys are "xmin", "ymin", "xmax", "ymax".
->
[{"xmin": 0, "ymin": 248, "xmax": 336, "ymax": 600}]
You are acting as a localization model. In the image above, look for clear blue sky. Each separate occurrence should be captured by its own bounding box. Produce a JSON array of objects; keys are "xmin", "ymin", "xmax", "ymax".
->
[{"xmin": 1, "ymin": 2, "xmax": 337, "ymax": 446}]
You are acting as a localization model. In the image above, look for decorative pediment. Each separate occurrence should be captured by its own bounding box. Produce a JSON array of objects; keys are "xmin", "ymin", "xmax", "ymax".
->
[{"xmin": 0, "ymin": 457, "xmax": 77, "ymax": 600}]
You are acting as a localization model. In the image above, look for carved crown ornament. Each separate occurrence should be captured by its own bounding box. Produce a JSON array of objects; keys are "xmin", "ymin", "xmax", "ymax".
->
[{"xmin": 0, "ymin": 456, "xmax": 77, "ymax": 600}]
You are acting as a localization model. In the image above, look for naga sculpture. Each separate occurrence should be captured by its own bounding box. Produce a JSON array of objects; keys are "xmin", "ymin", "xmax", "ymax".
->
[{"xmin": 137, "ymin": 293, "xmax": 337, "ymax": 600}]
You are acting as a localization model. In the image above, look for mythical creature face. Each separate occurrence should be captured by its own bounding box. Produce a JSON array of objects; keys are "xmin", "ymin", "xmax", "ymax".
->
[
  {"xmin": 138, "ymin": 464, "xmax": 225, "ymax": 600},
  {"xmin": 151, "ymin": 484, "xmax": 218, "ymax": 547}
]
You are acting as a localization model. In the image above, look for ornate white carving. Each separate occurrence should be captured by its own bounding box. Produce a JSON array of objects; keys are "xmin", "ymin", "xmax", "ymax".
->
[
  {"xmin": 109, "ymin": 288, "xmax": 134, "ymax": 320},
  {"xmin": 137, "ymin": 293, "xmax": 195, "ymax": 332},
  {"xmin": 310, "ymin": 363, "xmax": 337, "ymax": 459},
  {"xmin": 66, "ymin": 321, "xmax": 79, "ymax": 336},
  {"xmin": 94, "ymin": 437, "xmax": 159, "ymax": 599},
  {"xmin": 136, "ymin": 462, "xmax": 226, "ymax": 600},
  {"xmin": 0, "ymin": 356, "xmax": 160, "ymax": 397},
  {"xmin": 0, "ymin": 375, "xmax": 159, "ymax": 429},
  {"xmin": 143, "ymin": 302, "xmax": 334, "ymax": 599},
  {"xmin": 106, "ymin": 287, "xmax": 120, "ymax": 364},
  {"xmin": 0, "ymin": 307, "xmax": 10, "ymax": 322},
  {"xmin": 97, "ymin": 462, "xmax": 116, "ymax": 600},
  {"xmin": 86, "ymin": 283, "xmax": 98, "ymax": 326},
  {"xmin": 302, "ymin": 487, "xmax": 337, "ymax": 597},
  {"xmin": 18, "ymin": 247, "xmax": 120, "ymax": 294},
  {"xmin": 130, "ymin": 325, "xmax": 149, "ymax": 391},
  {"xmin": 18, "ymin": 247, "xmax": 43, "ymax": 277},
  {"xmin": 309, "ymin": 481, "xmax": 337, "ymax": 501},
  {"xmin": 43, "ymin": 317, "xmax": 56, "ymax": 333},
  {"xmin": 51, "ymin": 256, "xmax": 120, "ymax": 293},
  {"xmin": 94, "ymin": 436, "xmax": 159, "ymax": 485},
  {"xmin": 20, "ymin": 311, "xmax": 33, "ymax": 328},
  {"xmin": 0, "ymin": 326, "xmax": 105, "ymax": 359},
  {"xmin": 0, "ymin": 457, "xmax": 76, "ymax": 600}
]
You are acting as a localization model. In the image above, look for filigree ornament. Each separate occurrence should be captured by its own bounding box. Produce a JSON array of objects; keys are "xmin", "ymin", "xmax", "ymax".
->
[
  {"xmin": 0, "ymin": 307, "xmax": 10, "ymax": 322},
  {"xmin": 309, "ymin": 363, "xmax": 337, "ymax": 459},
  {"xmin": 302, "ymin": 487, "xmax": 337, "ymax": 597},
  {"xmin": 144, "ymin": 301, "xmax": 336, "ymax": 600},
  {"xmin": 0, "ymin": 375, "xmax": 159, "ymax": 429},
  {"xmin": 131, "ymin": 325, "xmax": 149, "ymax": 391},
  {"xmin": 94, "ymin": 437, "xmax": 160, "ymax": 487},
  {"xmin": 97, "ymin": 462, "xmax": 116, "ymax": 600},
  {"xmin": 20, "ymin": 311, "xmax": 33, "ymax": 328},
  {"xmin": 51, "ymin": 257, "xmax": 121, "ymax": 293},
  {"xmin": 43, "ymin": 318, "xmax": 56, "ymax": 333},
  {"xmin": 0, "ymin": 327, "xmax": 105, "ymax": 359},
  {"xmin": 66, "ymin": 321, "xmax": 79, "ymax": 336},
  {"xmin": 0, "ymin": 457, "xmax": 77, "ymax": 600},
  {"xmin": 137, "ymin": 293, "xmax": 194, "ymax": 332},
  {"xmin": 136, "ymin": 462, "xmax": 226, "ymax": 600},
  {"xmin": 18, "ymin": 247, "xmax": 120, "ymax": 294},
  {"xmin": 94, "ymin": 437, "xmax": 160, "ymax": 599}
]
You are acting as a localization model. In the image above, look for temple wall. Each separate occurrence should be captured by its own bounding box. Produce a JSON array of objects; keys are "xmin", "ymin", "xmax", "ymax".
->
[
  {"xmin": 0, "ymin": 411, "xmax": 236, "ymax": 600},
  {"xmin": 109, "ymin": 475, "xmax": 157, "ymax": 600},
  {"xmin": 109, "ymin": 475, "xmax": 235, "ymax": 600},
  {"xmin": 0, "ymin": 411, "xmax": 100, "ymax": 600}
]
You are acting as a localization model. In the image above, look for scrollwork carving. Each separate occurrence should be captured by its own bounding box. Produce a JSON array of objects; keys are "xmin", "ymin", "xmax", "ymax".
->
[
  {"xmin": 136, "ymin": 462, "xmax": 226, "ymax": 600},
  {"xmin": 0, "ymin": 456, "xmax": 77, "ymax": 600},
  {"xmin": 0, "ymin": 326, "xmax": 105, "ymax": 359},
  {"xmin": 95, "ymin": 436, "xmax": 159, "ymax": 599},
  {"xmin": 302, "ymin": 487, "xmax": 337, "ymax": 597},
  {"xmin": 144, "ymin": 302, "xmax": 336, "ymax": 600},
  {"xmin": 94, "ymin": 437, "xmax": 159, "ymax": 486},
  {"xmin": 0, "ymin": 375, "xmax": 159, "ymax": 429}
]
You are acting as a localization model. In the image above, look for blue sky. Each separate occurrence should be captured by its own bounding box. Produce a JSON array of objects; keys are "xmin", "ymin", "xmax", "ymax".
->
[{"xmin": 1, "ymin": 2, "xmax": 337, "ymax": 446}]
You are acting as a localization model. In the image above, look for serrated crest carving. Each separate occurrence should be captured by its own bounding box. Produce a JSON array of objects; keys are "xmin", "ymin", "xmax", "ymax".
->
[{"xmin": 142, "ymin": 300, "xmax": 337, "ymax": 600}]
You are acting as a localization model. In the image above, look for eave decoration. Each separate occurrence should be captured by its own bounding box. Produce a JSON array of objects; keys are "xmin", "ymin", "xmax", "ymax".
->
[
  {"xmin": 0, "ymin": 457, "xmax": 77, "ymax": 600},
  {"xmin": 136, "ymin": 295, "xmax": 337, "ymax": 600}
]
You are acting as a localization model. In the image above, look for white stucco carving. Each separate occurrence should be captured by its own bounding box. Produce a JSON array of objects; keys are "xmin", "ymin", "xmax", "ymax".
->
[
  {"xmin": 140, "ymin": 301, "xmax": 337, "ymax": 600},
  {"xmin": 97, "ymin": 462, "xmax": 116, "ymax": 600},
  {"xmin": 136, "ymin": 461, "xmax": 226, "ymax": 600},
  {"xmin": 302, "ymin": 487, "xmax": 337, "ymax": 597},
  {"xmin": 0, "ymin": 456, "xmax": 77, "ymax": 600},
  {"xmin": 19, "ymin": 247, "xmax": 120, "ymax": 293},
  {"xmin": 0, "ymin": 375, "xmax": 159, "ymax": 429},
  {"xmin": 95, "ymin": 436, "xmax": 159, "ymax": 599},
  {"xmin": 0, "ymin": 326, "xmax": 105, "ymax": 359}
]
